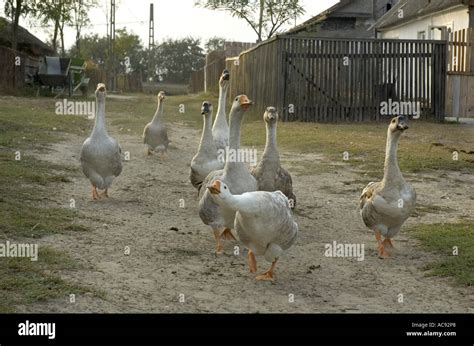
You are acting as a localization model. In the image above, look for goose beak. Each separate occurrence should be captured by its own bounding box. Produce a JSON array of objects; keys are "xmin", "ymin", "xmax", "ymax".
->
[
  {"xmin": 222, "ymin": 70, "xmax": 230, "ymax": 81},
  {"xmin": 208, "ymin": 180, "xmax": 221, "ymax": 195},
  {"xmin": 201, "ymin": 102, "xmax": 211, "ymax": 115},
  {"xmin": 239, "ymin": 95, "xmax": 253, "ymax": 110}
]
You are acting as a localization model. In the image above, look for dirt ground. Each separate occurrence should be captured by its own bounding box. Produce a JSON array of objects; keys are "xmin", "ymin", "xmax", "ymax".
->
[{"xmin": 17, "ymin": 120, "xmax": 474, "ymax": 313}]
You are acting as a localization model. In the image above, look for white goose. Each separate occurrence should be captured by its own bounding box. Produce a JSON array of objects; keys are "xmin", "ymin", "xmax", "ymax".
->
[
  {"xmin": 208, "ymin": 180, "xmax": 298, "ymax": 281},
  {"xmin": 251, "ymin": 107, "xmax": 296, "ymax": 208},
  {"xmin": 212, "ymin": 69, "xmax": 230, "ymax": 153},
  {"xmin": 199, "ymin": 95, "xmax": 257, "ymax": 255},
  {"xmin": 143, "ymin": 91, "xmax": 169, "ymax": 157},
  {"xmin": 80, "ymin": 83, "xmax": 122, "ymax": 200},
  {"xmin": 190, "ymin": 101, "xmax": 224, "ymax": 192},
  {"xmin": 360, "ymin": 115, "xmax": 416, "ymax": 259}
]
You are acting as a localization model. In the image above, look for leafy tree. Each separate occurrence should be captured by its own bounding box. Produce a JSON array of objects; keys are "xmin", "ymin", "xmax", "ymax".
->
[
  {"xmin": 35, "ymin": 0, "xmax": 73, "ymax": 55},
  {"xmin": 4, "ymin": 0, "xmax": 37, "ymax": 51},
  {"xmin": 69, "ymin": 33, "xmax": 109, "ymax": 66},
  {"xmin": 71, "ymin": 0, "xmax": 97, "ymax": 56},
  {"xmin": 114, "ymin": 28, "xmax": 145, "ymax": 74},
  {"xmin": 205, "ymin": 36, "xmax": 225, "ymax": 53},
  {"xmin": 154, "ymin": 37, "xmax": 205, "ymax": 83},
  {"xmin": 195, "ymin": 0, "xmax": 305, "ymax": 42}
]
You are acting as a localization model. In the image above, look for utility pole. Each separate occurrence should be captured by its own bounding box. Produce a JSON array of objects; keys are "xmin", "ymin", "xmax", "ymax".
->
[
  {"xmin": 109, "ymin": 0, "xmax": 116, "ymax": 91},
  {"xmin": 148, "ymin": 3, "xmax": 155, "ymax": 82}
]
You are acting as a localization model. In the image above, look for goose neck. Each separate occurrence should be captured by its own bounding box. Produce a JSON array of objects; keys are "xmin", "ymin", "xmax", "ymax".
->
[
  {"xmin": 151, "ymin": 99, "xmax": 164, "ymax": 123},
  {"xmin": 92, "ymin": 96, "xmax": 107, "ymax": 136},
  {"xmin": 215, "ymin": 85, "xmax": 228, "ymax": 126},
  {"xmin": 199, "ymin": 113, "xmax": 214, "ymax": 149},
  {"xmin": 224, "ymin": 109, "xmax": 244, "ymax": 173},
  {"xmin": 382, "ymin": 129, "xmax": 403, "ymax": 183},
  {"xmin": 263, "ymin": 122, "xmax": 279, "ymax": 159}
]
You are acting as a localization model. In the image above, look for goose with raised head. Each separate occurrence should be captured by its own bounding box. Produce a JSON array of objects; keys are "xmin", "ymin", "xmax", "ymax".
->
[
  {"xmin": 212, "ymin": 69, "xmax": 230, "ymax": 154},
  {"xmin": 251, "ymin": 107, "xmax": 296, "ymax": 208},
  {"xmin": 360, "ymin": 115, "xmax": 416, "ymax": 259},
  {"xmin": 199, "ymin": 95, "xmax": 258, "ymax": 255},
  {"xmin": 190, "ymin": 101, "xmax": 224, "ymax": 192},
  {"xmin": 208, "ymin": 180, "xmax": 298, "ymax": 281},
  {"xmin": 80, "ymin": 83, "xmax": 122, "ymax": 200},
  {"xmin": 143, "ymin": 91, "xmax": 169, "ymax": 157}
]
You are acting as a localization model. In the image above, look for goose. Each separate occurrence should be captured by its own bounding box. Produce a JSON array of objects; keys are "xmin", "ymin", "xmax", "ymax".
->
[
  {"xmin": 359, "ymin": 115, "xmax": 416, "ymax": 259},
  {"xmin": 212, "ymin": 69, "xmax": 230, "ymax": 154},
  {"xmin": 251, "ymin": 107, "xmax": 296, "ymax": 208},
  {"xmin": 199, "ymin": 95, "xmax": 257, "ymax": 255},
  {"xmin": 143, "ymin": 91, "xmax": 169, "ymax": 157},
  {"xmin": 80, "ymin": 83, "xmax": 122, "ymax": 200},
  {"xmin": 189, "ymin": 101, "xmax": 224, "ymax": 192},
  {"xmin": 208, "ymin": 180, "xmax": 298, "ymax": 281}
]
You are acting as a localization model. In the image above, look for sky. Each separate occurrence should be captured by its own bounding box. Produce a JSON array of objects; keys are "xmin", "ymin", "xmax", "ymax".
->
[{"xmin": 0, "ymin": 0, "xmax": 339, "ymax": 49}]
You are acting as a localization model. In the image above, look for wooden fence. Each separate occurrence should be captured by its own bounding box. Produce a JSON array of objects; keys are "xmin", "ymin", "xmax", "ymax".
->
[
  {"xmin": 226, "ymin": 36, "xmax": 447, "ymax": 122},
  {"xmin": 448, "ymin": 27, "xmax": 474, "ymax": 73},
  {"xmin": 0, "ymin": 46, "xmax": 36, "ymax": 93}
]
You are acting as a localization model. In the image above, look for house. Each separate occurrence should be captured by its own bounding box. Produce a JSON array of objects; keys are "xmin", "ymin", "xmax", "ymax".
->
[
  {"xmin": 285, "ymin": 0, "xmax": 399, "ymax": 39},
  {"xmin": 373, "ymin": 0, "xmax": 474, "ymax": 119},
  {"xmin": 373, "ymin": 0, "xmax": 474, "ymax": 39},
  {"xmin": 0, "ymin": 17, "xmax": 54, "ymax": 90}
]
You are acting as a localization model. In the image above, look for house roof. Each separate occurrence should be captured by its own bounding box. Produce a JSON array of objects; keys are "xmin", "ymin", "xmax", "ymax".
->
[
  {"xmin": 0, "ymin": 17, "xmax": 54, "ymax": 56},
  {"xmin": 373, "ymin": 0, "xmax": 469, "ymax": 31},
  {"xmin": 287, "ymin": 0, "xmax": 375, "ymax": 35}
]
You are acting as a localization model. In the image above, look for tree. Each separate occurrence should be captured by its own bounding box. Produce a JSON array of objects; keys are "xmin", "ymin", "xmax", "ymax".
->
[
  {"xmin": 195, "ymin": 0, "xmax": 305, "ymax": 42},
  {"xmin": 69, "ymin": 33, "xmax": 109, "ymax": 66},
  {"xmin": 4, "ymin": 0, "xmax": 36, "ymax": 51},
  {"xmin": 154, "ymin": 38, "xmax": 205, "ymax": 83},
  {"xmin": 71, "ymin": 0, "xmax": 97, "ymax": 56},
  {"xmin": 35, "ymin": 0, "xmax": 73, "ymax": 55},
  {"xmin": 205, "ymin": 36, "xmax": 225, "ymax": 53}
]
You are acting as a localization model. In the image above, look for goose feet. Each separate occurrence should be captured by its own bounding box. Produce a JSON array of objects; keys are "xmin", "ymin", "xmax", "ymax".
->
[
  {"xmin": 146, "ymin": 148, "xmax": 152, "ymax": 156},
  {"xmin": 256, "ymin": 260, "xmax": 278, "ymax": 281},
  {"xmin": 99, "ymin": 189, "xmax": 109, "ymax": 198},
  {"xmin": 375, "ymin": 231, "xmax": 391, "ymax": 259},
  {"xmin": 248, "ymin": 249, "xmax": 257, "ymax": 274},
  {"xmin": 213, "ymin": 230, "xmax": 224, "ymax": 255}
]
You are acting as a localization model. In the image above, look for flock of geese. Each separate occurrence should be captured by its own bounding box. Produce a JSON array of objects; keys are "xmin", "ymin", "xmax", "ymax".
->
[{"xmin": 79, "ymin": 71, "xmax": 416, "ymax": 281}]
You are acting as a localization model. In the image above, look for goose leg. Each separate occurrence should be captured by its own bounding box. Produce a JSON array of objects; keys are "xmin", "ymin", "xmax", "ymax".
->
[
  {"xmin": 256, "ymin": 259, "xmax": 278, "ymax": 281},
  {"xmin": 383, "ymin": 238, "xmax": 394, "ymax": 253},
  {"xmin": 213, "ymin": 229, "xmax": 224, "ymax": 255},
  {"xmin": 375, "ymin": 231, "xmax": 390, "ymax": 259},
  {"xmin": 220, "ymin": 228, "xmax": 237, "ymax": 241},
  {"xmin": 100, "ymin": 189, "xmax": 109, "ymax": 198},
  {"xmin": 147, "ymin": 148, "xmax": 152, "ymax": 156},
  {"xmin": 92, "ymin": 186, "xmax": 100, "ymax": 200},
  {"xmin": 248, "ymin": 249, "xmax": 257, "ymax": 274}
]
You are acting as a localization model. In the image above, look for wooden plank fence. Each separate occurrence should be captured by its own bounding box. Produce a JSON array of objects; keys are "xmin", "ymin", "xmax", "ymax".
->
[
  {"xmin": 226, "ymin": 36, "xmax": 447, "ymax": 122},
  {"xmin": 448, "ymin": 27, "xmax": 474, "ymax": 73}
]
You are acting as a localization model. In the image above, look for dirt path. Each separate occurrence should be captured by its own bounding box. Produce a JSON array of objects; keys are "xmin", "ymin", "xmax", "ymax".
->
[{"xmin": 18, "ymin": 121, "xmax": 474, "ymax": 313}]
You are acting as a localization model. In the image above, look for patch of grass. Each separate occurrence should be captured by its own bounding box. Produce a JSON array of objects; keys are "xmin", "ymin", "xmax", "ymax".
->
[
  {"xmin": 240, "ymin": 120, "xmax": 474, "ymax": 175},
  {"xmin": 409, "ymin": 222, "xmax": 474, "ymax": 286},
  {"xmin": 0, "ymin": 246, "xmax": 101, "ymax": 312},
  {"xmin": 414, "ymin": 204, "xmax": 454, "ymax": 217},
  {"xmin": 0, "ymin": 96, "xmax": 90, "ymax": 150},
  {"xmin": 0, "ymin": 95, "xmax": 97, "ymax": 311}
]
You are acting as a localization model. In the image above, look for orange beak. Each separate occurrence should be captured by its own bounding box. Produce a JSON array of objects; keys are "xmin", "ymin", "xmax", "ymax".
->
[
  {"xmin": 239, "ymin": 95, "xmax": 253, "ymax": 110},
  {"xmin": 208, "ymin": 180, "xmax": 221, "ymax": 195}
]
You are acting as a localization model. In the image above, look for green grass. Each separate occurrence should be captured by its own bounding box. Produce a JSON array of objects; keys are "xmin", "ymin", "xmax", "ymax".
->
[
  {"xmin": 0, "ymin": 247, "xmax": 99, "ymax": 313},
  {"xmin": 240, "ymin": 120, "xmax": 474, "ymax": 177},
  {"xmin": 0, "ymin": 95, "xmax": 99, "ymax": 311},
  {"xmin": 409, "ymin": 222, "xmax": 474, "ymax": 286}
]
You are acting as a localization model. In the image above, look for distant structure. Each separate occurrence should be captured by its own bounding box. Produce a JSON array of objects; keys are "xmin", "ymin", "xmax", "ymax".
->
[{"xmin": 286, "ymin": 0, "xmax": 399, "ymax": 39}]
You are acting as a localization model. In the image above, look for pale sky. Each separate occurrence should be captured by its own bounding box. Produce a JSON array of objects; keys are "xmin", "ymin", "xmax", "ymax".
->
[{"xmin": 0, "ymin": 0, "xmax": 339, "ymax": 48}]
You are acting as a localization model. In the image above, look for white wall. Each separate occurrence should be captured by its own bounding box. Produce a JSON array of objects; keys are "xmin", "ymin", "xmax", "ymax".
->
[{"xmin": 380, "ymin": 7, "xmax": 469, "ymax": 39}]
